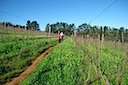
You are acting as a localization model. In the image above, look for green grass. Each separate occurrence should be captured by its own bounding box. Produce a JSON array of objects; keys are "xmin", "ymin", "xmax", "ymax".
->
[
  {"xmin": 0, "ymin": 33, "xmax": 47, "ymax": 42},
  {"xmin": 81, "ymin": 40, "xmax": 128, "ymax": 85},
  {"xmin": 21, "ymin": 38, "xmax": 87, "ymax": 85},
  {"xmin": 21, "ymin": 38, "xmax": 128, "ymax": 85},
  {"xmin": 0, "ymin": 38, "xmax": 58, "ymax": 84},
  {"xmin": 1, "ymin": 34, "xmax": 127, "ymax": 85}
]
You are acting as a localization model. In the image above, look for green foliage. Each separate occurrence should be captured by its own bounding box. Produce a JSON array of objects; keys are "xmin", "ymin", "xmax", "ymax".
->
[
  {"xmin": 22, "ymin": 38, "xmax": 128, "ymax": 85},
  {"xmin": 76, "ymin": 24, "xmax": 128, "ymax": 43},
  {"xmin": 0, "ymin": 38, "xmax": 57, "ymax": 84},
  {"xmin": 0, "ymin": 30, "xmax": 47, "ymax": 42},
  {"xmin": 119, "ymin": 27, "xmax": 124, "ymax": 43},
  {"xmin": 0, "ymin": 22, "xmax": 25, "ymax": 28},
  {"xmin": 45, "ymin": 22, "xmax": 75, "ymax": 36},
  {"xmin": 21, "ymin": 38, "xmax": 87, "ymax": 85},
  {"xmin": 26, "ymin": 20, "xmax": 40, "ymax": 30},
  {"xmin": 82, "ymin": 40, "xmax": 128, "ymax": 85}
]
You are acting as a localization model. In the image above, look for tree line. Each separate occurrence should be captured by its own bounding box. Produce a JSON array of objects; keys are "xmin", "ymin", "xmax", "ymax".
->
[
  {"xmin": 26, "ymin": 20, "xmax": 40, "ymax": 30},
  {"xmin": 0, "ymin": 21, "xmax": 128, "ymax": 42},
  {"xmin": 0, "ymin": 20, "xmax": 40, "ymax": 31},
  {"xmin": 45, "ymin": 22, "xmax": 75, "ymax": 36},
  {"xmin": 76, "ymin": 23, "xmax": 128, "ymax": 43},
  {"xmin": 45, "ymin": 22, "xmax": 128, "ymax": 43}
]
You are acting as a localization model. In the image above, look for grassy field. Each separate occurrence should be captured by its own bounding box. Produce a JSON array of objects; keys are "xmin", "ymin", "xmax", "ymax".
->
[
  {"xmin": 0, "ymin": 28, "xmax": 58, "ymax": 84},
  {"xmin": 0, "ymin": 29, "xmax": 47, "ymax": 42},
  {"xmin": 0, "ymin": 26, "xmax": 128, "ymax": 85},
  {"xmin": 21, "ymin": 38, "xmax": 128, "ymax": 85},
  {"xmin": 0, "ymin": 28, "xmax": 57, "ymax": 42},
  {"xmin": 75, "ymin": 38, "xmax": 128, "ymax": 85},
  {"xmin": 21, "ymin": 38, "xmax": 87, "ymax": 85},
  {"xmin": 0, "ymin": 38, "xmax": 58, "ymax": 84}
]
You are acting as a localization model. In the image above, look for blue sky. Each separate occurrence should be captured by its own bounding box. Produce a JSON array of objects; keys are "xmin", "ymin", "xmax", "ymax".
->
[{"xmin": 0, "ymin": 0, "xmax": 128, "ymax": 31}]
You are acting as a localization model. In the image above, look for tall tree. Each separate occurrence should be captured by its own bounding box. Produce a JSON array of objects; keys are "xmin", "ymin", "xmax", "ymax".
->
[
  {"xmin": 26, "ymin": 20, "xmax": 40, "ymax": 30},
  {"xmin": 77, "ymin": 23, "xmax": 89, "ymax": 37},
  {"xmin": 45, "ymin": 23, "xmax": 50, "ymax": 32},
  {"xmin": 26, "ymin": 20, "xmax": 31, "ymax": 30},
  {"xmin": 119, "ymin": 27, "xmax": 124, "ymax": 43}
]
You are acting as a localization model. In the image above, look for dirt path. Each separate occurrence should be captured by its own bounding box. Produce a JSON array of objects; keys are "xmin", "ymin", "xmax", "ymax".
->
[{"xmin": 5, "ymin": 44, "xmax": 58, "ymax": 85}]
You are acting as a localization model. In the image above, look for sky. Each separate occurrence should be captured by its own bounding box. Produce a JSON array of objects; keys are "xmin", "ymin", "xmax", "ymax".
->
[{"xmin": 0, "ymin": 0, "xmax": 128, "ymax": 31}]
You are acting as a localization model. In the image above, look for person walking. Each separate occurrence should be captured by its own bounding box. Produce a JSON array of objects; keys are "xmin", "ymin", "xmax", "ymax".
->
[
  {"xmin": 60, "ymin": 32, "xmax": 64, "ymax": 41},
  {"xmin": 58, "ymin": 33, "xmax": 61, "ymax": 43}
]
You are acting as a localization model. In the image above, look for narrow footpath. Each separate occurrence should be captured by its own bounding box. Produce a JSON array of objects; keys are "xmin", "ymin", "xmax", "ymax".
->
[{"xmin": 5, "ymin": 44, "xmax": 58, "ymax": 85}]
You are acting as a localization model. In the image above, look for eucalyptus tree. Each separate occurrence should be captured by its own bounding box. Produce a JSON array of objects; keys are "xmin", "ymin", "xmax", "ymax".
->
[
  {"xmin": 77, "ymin": 23, "xmax": 89, "ymax": 37},
  {"xmin": 26, "ymin": 20, "xmax": 40, "ymax": 30},
  {"xmin": 119, "ymin": 27, "xmax": 124, "ymax": 43},
  {"xmin": 45, "ymin": 23, "xmax": 50, "ymax": 32},
  {"xmin": 26, "ymin": 20, "xmax": 31, "ymax": 30}
]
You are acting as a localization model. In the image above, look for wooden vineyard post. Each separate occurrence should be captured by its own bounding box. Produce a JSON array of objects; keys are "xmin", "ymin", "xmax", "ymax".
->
[
  {"xmin": 24, "ymin": 26, "xmax": 26, "ymax": 40},
  {"xmin": 74, "ymin": 30, "xmax": 77, "ymax": 46},
  {"xmin": 122, "ymin": 32, "xmax": 124, "ymax": 46},
  {"xmin": 48, "ymin": 26, "xmax": 51, "ymax": 43},
  {"xmin": 102, "ymin": 26, "xmax": 104, "ymax": 43},
  {"xmin": 98, "ymin": 34, "xmax": 100, "ymax": 43},
  {"xmin": 102, "ymin": 33, "xmax": 104, "ymax": 43}
]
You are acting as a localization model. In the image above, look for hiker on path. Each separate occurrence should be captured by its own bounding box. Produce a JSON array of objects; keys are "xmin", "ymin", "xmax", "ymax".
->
[
  {"xmin": 60, "ymin": 32, "xmax": 64, "ymax": 41},
  {"xmin": 58, "ymin": 33, "xmax": 61, "ymax": 43}
]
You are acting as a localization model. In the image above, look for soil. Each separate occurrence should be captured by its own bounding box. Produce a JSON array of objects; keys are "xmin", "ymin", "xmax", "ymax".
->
[{"xmin": 5, "ymin": 44, "xmax": 58, "ymax": 85}]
